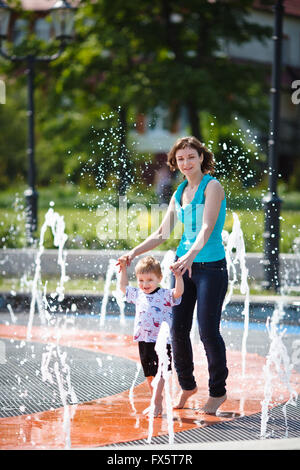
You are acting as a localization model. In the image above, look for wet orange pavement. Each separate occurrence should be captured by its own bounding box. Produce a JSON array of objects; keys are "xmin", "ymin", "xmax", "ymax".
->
[{"xmin": 0, "ymin": 323, "xmax": 300, "ymax": 449}]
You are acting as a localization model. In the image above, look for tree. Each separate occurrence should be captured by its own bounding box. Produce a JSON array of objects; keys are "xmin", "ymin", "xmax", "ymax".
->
[
  {"xmin": 0, "ymin": 83, "xmax": 27, "ymax": 187},
  {"xmin": 56, "ymin": 0, "xmax": 272, "ymax": 134},
  {"xmin": 0, "ymin": 0, "xmax": 273, "ymax": 190},
  {"xmin": 50, "ymin": 0, "xmax": 272, "ymax": 175}
]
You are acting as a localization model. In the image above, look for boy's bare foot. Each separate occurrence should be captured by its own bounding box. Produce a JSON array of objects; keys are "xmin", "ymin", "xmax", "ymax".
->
[
  {"xmin": 173, "ymin": 387, "xmax": 198, "ymax": 409},
  {"xmin": 201, "ymin": 394, "xmax": 227, "ymax": 415},
  {"xmin": 142, "ymin": 401, "xmax": 163, "ymax": 418},
  {"xmin": 142, "ymin": 406, "xmax": 151, "ymax": 415},
  {"xmin": 154, "ymin": 402, "xmax": 163, "ymax": 418}
]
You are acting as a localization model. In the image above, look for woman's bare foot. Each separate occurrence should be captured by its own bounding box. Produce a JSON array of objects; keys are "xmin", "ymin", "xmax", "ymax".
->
[
  {"xmin": 201, "ymin": 394, "xmax": 227, "ymax": 415},
  {"xmin": 173, "ymin": 387, "xmax": 198, "ymax": 409}
]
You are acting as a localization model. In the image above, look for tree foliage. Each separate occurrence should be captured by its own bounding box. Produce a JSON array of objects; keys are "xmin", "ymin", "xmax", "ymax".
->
[
  {"xmin": 0, "ymin": 0, "xmax": 274, "ymax": 190},
  {"xmin": 55, "ymin": 0, "xmax": 272, "ymax": 132}
]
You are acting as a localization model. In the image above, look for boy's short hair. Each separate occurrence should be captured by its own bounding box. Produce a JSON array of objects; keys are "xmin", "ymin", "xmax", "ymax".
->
[{"xmin": 135, "ymin": 256, "xmax": 162, "ymax": 278}]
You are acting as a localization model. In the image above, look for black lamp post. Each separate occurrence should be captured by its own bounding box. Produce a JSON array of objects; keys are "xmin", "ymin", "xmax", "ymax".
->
[
  {"xmin": 0, "ymin": 0, "xmax": 76, "ymax": 246},
  {"xmin": 262, "ymin": 0, "xmax": 284, "ymax": 292}
]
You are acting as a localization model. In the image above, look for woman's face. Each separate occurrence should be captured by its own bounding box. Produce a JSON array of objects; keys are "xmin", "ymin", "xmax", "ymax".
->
[{"xmin": 175, "ymin": 146, "xmax": 203, "ymax": 177}]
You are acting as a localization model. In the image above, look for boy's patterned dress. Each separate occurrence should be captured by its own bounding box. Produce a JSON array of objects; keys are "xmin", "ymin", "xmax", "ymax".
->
[{"xmin": 125, "ymin": 286, "xmax": 181, "ymax": 343}]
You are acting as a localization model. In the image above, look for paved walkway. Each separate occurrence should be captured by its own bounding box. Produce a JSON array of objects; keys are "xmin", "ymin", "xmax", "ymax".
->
[{"xmin": 0, "ymin": 313, "xmax": 300, "ymax": 450}]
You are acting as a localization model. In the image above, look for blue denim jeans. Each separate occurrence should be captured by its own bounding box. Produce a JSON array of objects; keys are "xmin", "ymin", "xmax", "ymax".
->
[{"xmin": 171, "ymin": 258, "xmax": 228, "ymax": 397}]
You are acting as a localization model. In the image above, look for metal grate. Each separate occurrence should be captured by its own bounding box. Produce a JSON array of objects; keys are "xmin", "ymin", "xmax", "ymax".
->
[
  {"xmin": 1, "ymin": 336, "xmax": 299, "ymax": 447},
  {"xmin": 107, "ymin": 398, "xmax": 300, "ymax": 447},
  {"xmin": 0, "ymin": 338, "xmax": 144, "ymax": 418}
]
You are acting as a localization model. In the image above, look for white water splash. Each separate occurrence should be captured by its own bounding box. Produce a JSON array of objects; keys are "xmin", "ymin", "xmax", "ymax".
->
[
  {"xmin": 26, "ymin": 206, "xmax": 77, "ymax": 449},
  {"xmin": 53, "ymin": 355, "xmax": 77, "ymax": 449},
  {"xmin": 223, "ymin": 212, "xmax": 250, "ymax": 377},
  {"xmin": 7, "ymin": 303, "xmax": 17, "ymax": 324},
  {"xmin": 100, "ymin": 258, "xmax": 125, "ymax": 326},
  {"xmin": 260, "ymin": 299, "xmax": 298, "ymax": 439},
  {"xmin": 129, "ymin": 363, "xmax": 142, "ymax": 429},
  {"xmin": 129, "ymin": 363, "xmax": 142, "ymax": 415},
  {"xmin": 160, "ymin": 250, "xmax": 175, "ymax": 289},
  {"xmin": 147, "ymin": 322, "xmax": 174, "ymax": 445},
  {"xmin": 114, "ymin": 268, "xmax": 126, "ymax": 324},
  {"xmin": 41, "ymin": 343, "xmax": 55, "ymax": 384},
  {"xmin": 41, "ymin": 319, "xmax": 78, "ymax": 449},
  {"xmin": 26, "ymin": 208, "xmax": 68, "ymax": 340}
]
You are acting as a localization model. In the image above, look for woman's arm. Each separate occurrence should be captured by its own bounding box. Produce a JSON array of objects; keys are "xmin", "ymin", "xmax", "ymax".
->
[
  {"xmin": 170, "ymin": 180, "xmax": 224, "ymax": 277},
  {"xmin": 117, "ymin": 192, "xmax": 177, "ymax": 267}
]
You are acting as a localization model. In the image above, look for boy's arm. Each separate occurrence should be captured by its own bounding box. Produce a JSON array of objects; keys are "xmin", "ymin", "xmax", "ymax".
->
[
  {"xmin": 172, "ymin": 273, "xmax": 184, "ymax": 299},
  {"xmin": 117, "ymin": 260, "xmax": 128, "ymax": 295}
]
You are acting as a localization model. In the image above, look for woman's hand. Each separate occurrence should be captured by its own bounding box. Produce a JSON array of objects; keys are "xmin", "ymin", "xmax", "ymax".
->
[{"xmin": 170, "ymin": 253, "xmax": 194, "ymax": 278}]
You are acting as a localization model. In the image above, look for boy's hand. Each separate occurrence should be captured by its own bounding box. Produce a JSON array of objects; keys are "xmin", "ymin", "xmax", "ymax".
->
[
  {"xmin": 116, "ymin": 257, "xmax": 127, "ymax": 272},
  {"xmin": 173, "ymin": 270, "xmax": 183, "ymax": 279},
  {"xmin": 172, "ymin": 270, "xmax": 184, "ymax": 299},
  {"xmin": 170, "ymin": 253, "xmax": 193, "ymax": 278}
]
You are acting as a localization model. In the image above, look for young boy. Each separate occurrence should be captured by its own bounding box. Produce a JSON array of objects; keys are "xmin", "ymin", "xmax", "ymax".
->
[{"xmin": 117, "ymin": 255, "xmax": 184, "ymax": 417}]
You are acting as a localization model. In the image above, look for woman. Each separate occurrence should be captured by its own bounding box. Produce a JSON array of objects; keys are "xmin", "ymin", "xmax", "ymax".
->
[{"xmin": 118, "ymin": 136, "xmax": 228, "ymax": 415}]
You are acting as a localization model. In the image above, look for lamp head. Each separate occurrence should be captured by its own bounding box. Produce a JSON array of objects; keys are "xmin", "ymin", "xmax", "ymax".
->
[
  {"xmin": 0, "ymin": 1, "xmax": 11, "ymax": 40},
  {"xmin": 50, "ymin": 0, "xmax": 76, "ymax": 41}
]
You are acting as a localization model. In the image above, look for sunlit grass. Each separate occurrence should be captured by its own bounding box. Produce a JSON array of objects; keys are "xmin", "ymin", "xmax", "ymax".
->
[
  {"xmin": 1, "ymin": 275, "xmax": 298, "ymax": 297},
  {"xmin": 0, "ymin": 206, "xmax": 299, "ymax": 253}
]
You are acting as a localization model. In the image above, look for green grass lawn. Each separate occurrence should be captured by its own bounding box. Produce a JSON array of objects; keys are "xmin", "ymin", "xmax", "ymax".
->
[
  {"xmin": 1, "ymin": 185, "xmax": 299, "ymax": 298},
  {"xmin": 0, "ymin": 206, "xmax": 299, "ymax": 254},
  {"xmin": 1, "ymin": 274, "xmax": 298, "ymax": 297},
  {"xmin": 0, "ymin": 182, "xmax": 299, "ymax": 252},
  {"xmin": 0, "ymin": 275, "xmax": 106, "ymax": 295}
]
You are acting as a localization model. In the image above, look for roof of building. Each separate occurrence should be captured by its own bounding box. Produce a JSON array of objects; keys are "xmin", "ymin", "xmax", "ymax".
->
[
  {"xmin": 11, "ymin": 1, "xmax": 300, "ymax": 17},
  {"xmin": 254, "ymin": 0, "xmax": 300, "ymax": 18},
  {"xmin": 17, "ymin": 1, "xmax": 80, "ymax": 10}
]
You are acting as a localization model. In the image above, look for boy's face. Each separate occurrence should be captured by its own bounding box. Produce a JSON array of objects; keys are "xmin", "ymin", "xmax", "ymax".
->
[{"xmin": 136, "ymin": 271, "xmax": 162, "ymax": 294}]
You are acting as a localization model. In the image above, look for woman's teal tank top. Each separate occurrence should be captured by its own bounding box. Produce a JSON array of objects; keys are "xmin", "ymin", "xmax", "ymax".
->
[{"xmin": 174, "ymin": 174, "xmax": 226, "ymax": 262}]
